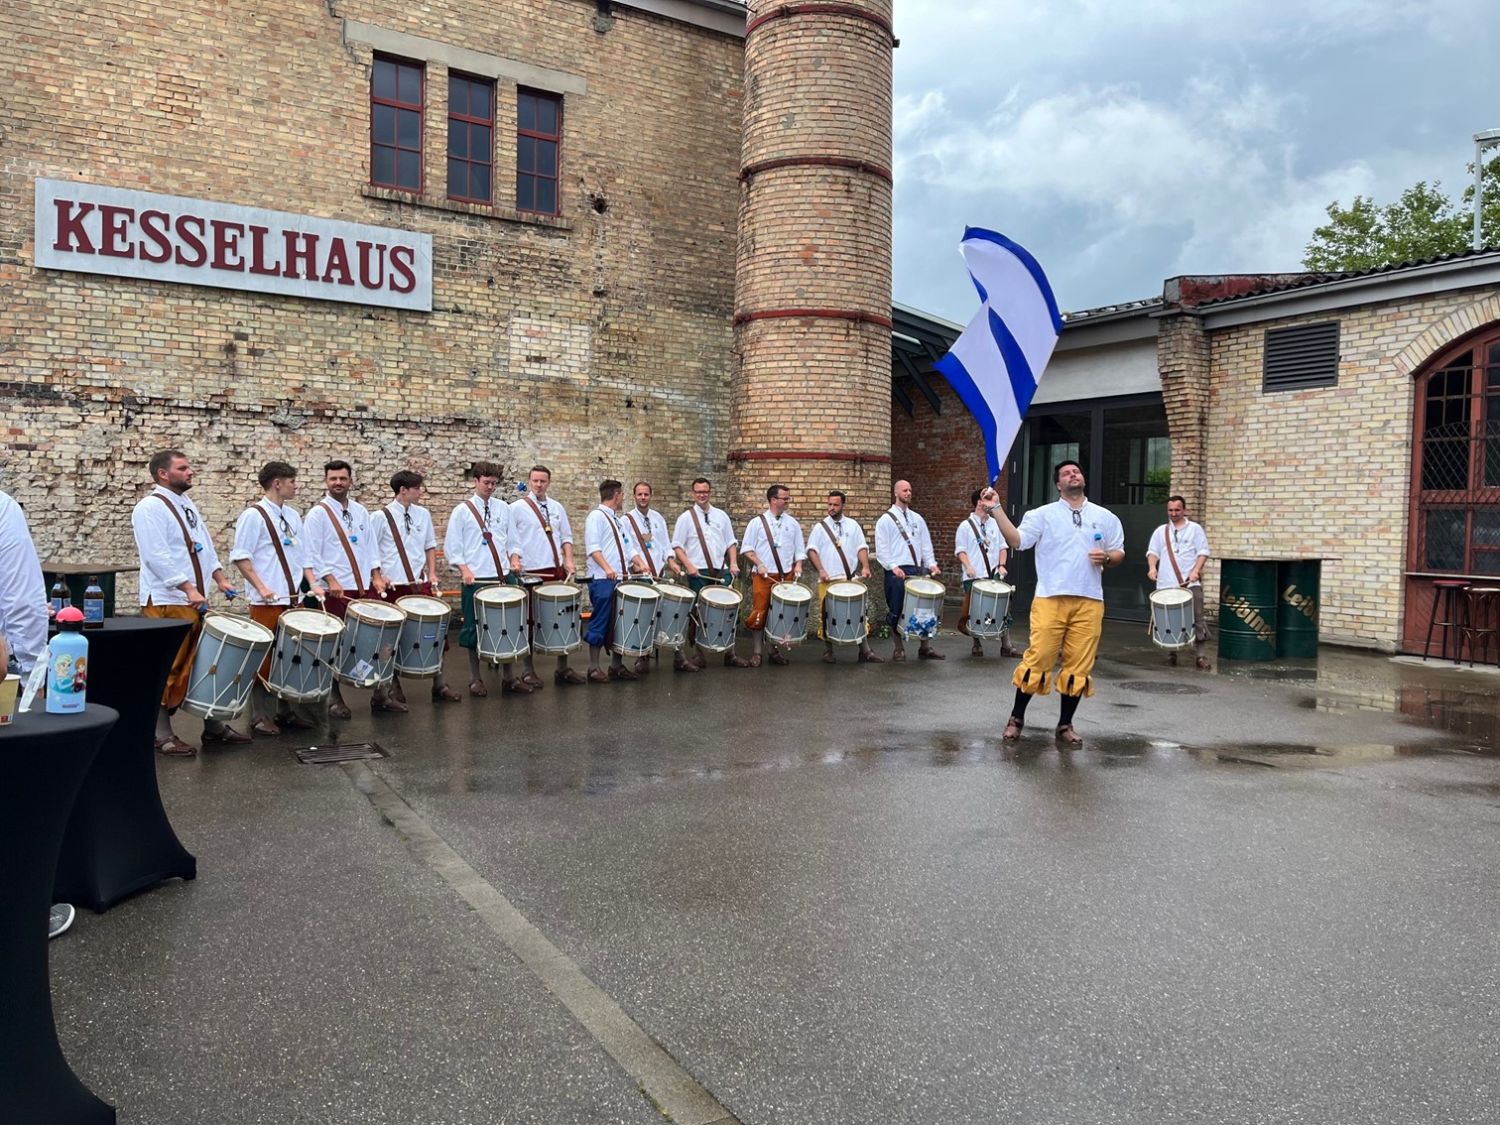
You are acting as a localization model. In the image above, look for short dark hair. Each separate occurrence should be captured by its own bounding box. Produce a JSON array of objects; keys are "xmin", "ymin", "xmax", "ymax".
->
[
  {"xmin": 599, "ymin": 479, "xmax": 623, "ymax": 502},
  {"xmin": 529, "ymin": 465, "xmax": 552, "ymax": 480},
  {"xmin": 148, "ymin": 449, "xmax": 187, "ymax": 482},
  {"xmin": 1167, "ymin": 495, "xmax": 1186, "ymax": 507},
  {"xmin": 1053, "ymin": 459, "xmax": 1082, "ymax": 485},
  {"xmin": 258, "ymin": 461, "xmax": 297, "ymax": 490},
  {"xmin": 471, "ymin": 461, "xmax": 503, "ymax": 481},
  {"xmin": 971, "ymin": 488, "xmax": 983, "ymax": 507},
  {"xmin": 827, "ymin": 490, "xmax": 846, "ymax": 502},
  {"xmin": 766, "ymin": 483, "xmax": 790, "ymax": 502},
  {"xmin": 324, "ymin": 459, "xmax": 352, "ymax": 476},
  {"xmin": 390, "ymin": 470, "xmax": 424, "ymax": 493},
  {"xmin": 692, "ymin": 477, "xmax": 711, "ymax": 489}
]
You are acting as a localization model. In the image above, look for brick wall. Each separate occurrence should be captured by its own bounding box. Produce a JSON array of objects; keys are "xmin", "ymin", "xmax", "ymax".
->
[{"xmin": 0, "ymin": 0, "xmax": 744, "ymax": 599}]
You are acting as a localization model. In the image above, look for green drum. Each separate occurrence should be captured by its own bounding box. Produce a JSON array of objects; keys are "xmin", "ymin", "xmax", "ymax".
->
[
  {"xmin": 1276, "ymin": 560, "xmax": 1321, "ymax": 659},
  {"xmin": 1218, "ymin": 559, "xmax": 1277, "ymax": 661}
]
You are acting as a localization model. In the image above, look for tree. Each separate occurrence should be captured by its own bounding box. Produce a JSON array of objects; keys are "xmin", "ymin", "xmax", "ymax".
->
[{"xmin": 1302, "ymin": 156, "xmax": 1500, "ymax": 272}]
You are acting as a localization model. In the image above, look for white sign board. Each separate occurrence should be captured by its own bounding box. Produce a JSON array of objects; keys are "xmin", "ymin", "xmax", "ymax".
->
[{"xmin": 34, "ymin": 179, "xmax": 433, "ymax": 312}]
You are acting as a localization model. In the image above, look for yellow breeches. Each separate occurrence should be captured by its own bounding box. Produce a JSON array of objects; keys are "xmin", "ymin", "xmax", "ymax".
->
[{"xmin": 1010, "ymin": 595, "xmax": 1105, "ymax": 698}]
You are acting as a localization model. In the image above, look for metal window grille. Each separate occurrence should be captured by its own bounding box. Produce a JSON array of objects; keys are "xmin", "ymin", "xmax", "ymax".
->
[{"xmin": 1262, "ymin": 321, "xmax": 1340, "ymax": 392}]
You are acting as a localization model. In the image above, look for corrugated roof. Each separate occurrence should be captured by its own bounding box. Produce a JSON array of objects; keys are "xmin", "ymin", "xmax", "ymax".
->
[
  {"xmin": 1060, "ymin": 298, "xmax": 1162, "ymax": 324},
  {"xmin": 1186, "ymin": 247, "xmax": 1500, "ymax": 309}
]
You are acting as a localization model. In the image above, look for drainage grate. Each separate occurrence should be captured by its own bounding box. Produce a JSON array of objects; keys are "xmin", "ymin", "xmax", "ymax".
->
[
  {"xmin": 295, "ymin": 742, "xmax": 387, "ymax": 764},
  {"xmin": 1117, "ymin": 681, "xmax": 1208, "ymax": 696}
]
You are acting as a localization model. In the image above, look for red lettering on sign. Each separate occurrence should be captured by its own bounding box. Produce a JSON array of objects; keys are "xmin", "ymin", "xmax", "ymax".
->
[
  {"xmin": 52, "ymin": 200, "xmax": 96, "ymax": 254},
  {"xmin": 246, "ymin": 225, "xmax": 280, "ymax": 276},
  {"xmin": 211, "ymin": 219, "xmax": 245, "ymax": 272},
  {"xmin": 389, "ymin": 245, "xmax": 416, "ymax": 293},
  {"xmin": 283, "ymin": 230, "xmax": 318, "ymax": 280},
  {"xmin": 138, "ymin": 210, "xmax": 172, "ymax": 263},
  {"xmin": 174, "ymin": 214, "xmax": 207, "ymax": 267},
  {"xmin": 356, "ymin": 240, "xmax": 386, "ymax": 289},
  {"xmin": 321, "ymin": 237, "xmax": 354, "ymax": 286},
  {"xmin": 98, "ymin": 205, "xmax": 136, "ymax": 258}
]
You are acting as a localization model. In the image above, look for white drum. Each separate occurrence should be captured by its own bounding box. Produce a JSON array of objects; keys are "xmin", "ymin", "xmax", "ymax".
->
[
  {"xmin": 394, "ymin": 595, "xmax": 451, "ymax": 678},
  {"xmin": 653, "ymin": 583, "xmax": 696, "ymax": 650},
  {"xmin": 823, "ymin": 581, "xmax": 868, "ymax": 645},
  {"xmin": 475, "ymin": 584, "xmax": 529, "ymax": 662},
  {"xmin": 532, "ymin": 582, "xmax": 582, "ymax": 654},
  {"xmin": 612, "ymin": 583, "xmax": 661, "ymax": 657},
  {"xmin": 967, "ymin": 578, "xmax": 1013, "ymax": 640},
  {"xmin": 767, "ymin": 582, "xmax": 812, "ymax": 645},
  {"xmin": 265, "ymin": 608, "xmax": 343, "ymax": 702},
  {"xmin": 334, "ymin": 600, "xmax": 406, "ymax": 687},
  {"xmin": 181, "ymin": 613, "xmax": 274, "ymax": 721},
  {"xmin": 1150, "ymin": 587, "xmax": 1196, "ymax": 650},
  {"xmin": 694, "ymin": 585, "xmax": 743, "ymax": 653},
  {"xmin": 900, "ymin": 577, "xmax": 946, "ymax": 640}
]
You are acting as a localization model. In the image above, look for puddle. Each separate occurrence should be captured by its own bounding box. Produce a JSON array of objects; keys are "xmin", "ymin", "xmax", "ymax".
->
[
  {"xmin": 1211, "ymin": 742, "xmax": 1470, "ymax": 769},
  {"xmin": 1116, "ymin": 681, "xmax": 1208, "ymax": 696}
]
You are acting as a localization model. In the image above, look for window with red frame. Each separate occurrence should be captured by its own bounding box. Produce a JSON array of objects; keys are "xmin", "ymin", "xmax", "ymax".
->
[
  {"xmin": 448, "ymin": 74, "xmax": 494, "ymax": 204},
  {"xmin": 516, "ymin": 89, "xmax": 561, "ymax": 216},
  {"xmin": 371, "ymin": 57, "xmax": 423, "ymax": 192}
]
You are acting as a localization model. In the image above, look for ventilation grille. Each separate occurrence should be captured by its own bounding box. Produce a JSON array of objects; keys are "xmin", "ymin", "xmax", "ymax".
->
[{"xmin": 1263, "ymin": 321, "xmax": 1339, "ymax": 391}]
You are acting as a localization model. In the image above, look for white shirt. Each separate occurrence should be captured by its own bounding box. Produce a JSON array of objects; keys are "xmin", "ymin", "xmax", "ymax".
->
[
  {"xmin": 1146, "ymin": 519, "xmax": 1210, "ymax": 590},
  {"xmin": 230, "ymin": 498, "xmax": 306, "ymax": 605},
  {"xmin": 1015, "ymin": 499, "xmax": 1125, "ymax": 601},
  {"xmin": 806, "ymin": 516, "xmax": 869, "ymax": 580},
  {"xmin": 584, "ymin": 505, "xmax": 644, "ymax": 580},
  {"xmin": 740, "ymin": 509, "xmax": 806, "ymax": 577},
  {"xmin": 132, "ymin": 485, "xmax": 225, "ymax": 606},
  {"xmin": 625, "ymin": 506, "xmax": 673, "ymax": 577},
  {"xmin": 0, "ymin": 491, "xmax": 47, "ymax": 675},
  {"xmin": 956, "ymin": 514, "xmax": 1006, "ymax": 579},
  {"xmin": 671, "ymin": 504, "xmax": 737, "ymax": 571},
  {"xmin": 303, "ymin": 493, "xmax": 381, "ymax": 590},
  {"xmin": 874, "ymin": 506, "xmax": 936, "ymax": 571},
  {"xmin": 445, "ymin": 494, "xmax": 510, "ymax": 579},
  {"xmin": 374, "ymin": 500, "xmax": 438, "ymax": 583},
  {"xmin": 508, "ymin": 495, "xmax": 573, "ymax": 571}
]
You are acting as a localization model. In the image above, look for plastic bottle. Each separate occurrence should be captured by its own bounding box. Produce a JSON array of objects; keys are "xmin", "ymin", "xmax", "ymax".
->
[
  {"xmin": 46, "ymin": 607, "xmax": 88, "ymax": 715},
  {"xmin": 50, "ymin": 577, "xmax": 71, "ymax": 615},
  {"xmin": 83, "ymin": 575, "xmax": 105, "ymax": 629}
]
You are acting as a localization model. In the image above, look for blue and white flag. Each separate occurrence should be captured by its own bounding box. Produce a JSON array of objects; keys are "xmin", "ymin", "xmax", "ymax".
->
[{"xmin": 933, "ymin": 227, "xmax": 1063, "ymax": 484}]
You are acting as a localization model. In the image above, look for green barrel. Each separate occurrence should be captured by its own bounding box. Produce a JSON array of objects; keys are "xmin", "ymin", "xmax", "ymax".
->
[
  {"xmin": 1275, "ymin": 560, "xmax": 1321, "ymax": 658},
  {"xmin": 1218, "ymin": 559, "xmax": 1278, "ymax": 661}
]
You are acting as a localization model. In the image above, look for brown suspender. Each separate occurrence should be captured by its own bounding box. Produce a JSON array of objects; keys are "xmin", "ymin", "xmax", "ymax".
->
[
  {"xmin": 1160, "ymin": 524, "xmax": 1188, "ymax": 585},
  {"xmin": 967, "ymin": 517, "xmax": 997, "ymax": 579},
  {"xmin": 819, "ymin": 519, "xmax": 854, "ymax": 579},
  {"xmin": 757, "ymin": 513, "xmax": 788, "ymax": 577},
  {"xmin": 319, "ymin": 501, "xmax": 366, "ymax": 594},
  {"xmin": 625, "ymin": 512, "xmax": 658, "ymax": 578},
  {"xmin": 689, "ymin": 506, "xmax": 723, "ymax": 570},
  {"xmin": 524, "ymin": 496, "xmax": 562, "ymax": 569},
  {"xmin": 252, "ymin": 503, "xmax": 298, "ymax": 600},
  {"xmin": 463, "ymin": 500, "xmax": 507, "ymax": 578},
  {"xmin": 382, "ymin": 508, "xmax": 418, "ymax": 584},
  {"xmin": 154, "ymin": 493, "xmax": 205, "ymax": 593},
  {"xmin": 604, "ymin": 510, "xmax": 630, "ymax": 576},
  {"xmin": 882, "ymin": 509, "xmax": 921, "ymax": 567}
]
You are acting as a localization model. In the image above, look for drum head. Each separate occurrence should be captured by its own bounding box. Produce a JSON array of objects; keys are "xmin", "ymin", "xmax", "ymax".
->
[
  {"xmin": 655, "ymin": 583, "xmax": 695, "ymax": 603},
  {"xmin": 396, "ymin": 595, "xmax": 450, "ymax": 619},
  {"xmin": 617, "ymin": 583, "xmax": 660, "ymax": 602},
  {"xmin": 905, "ymin": 577, "xmax": 945, "ymax": 597},
  {"xmin": 475, "ymin": 585, "xmax": 526, "ymax": 606},
  {"xmin": 972, "ymin": 579, "xmax": 1014, "ymax": 595},
  {"xmin": 1151, "ymin": 588, "xmax": 1194, "ymax": 606},
  {"xmin": 281, "ymin": 608, "xmax": 343, "ymax": 636},
  {"xmin": 204, "ymin": 613, "xmax": 275, "ymax": 643},
  {"xmin": 826, "ymin": 581, "xmax": 867, "ymax": 598},
  {"xmin": 771, "ymin": 582, "xmax": 812, "ymax": 603},
  {"xmin": 536, "ymin": 583, "xmax": 579, "ymax": 600},
  {"xmin": 699, "ymin": 586, "xmax": 742, "ymax": 607},
  {"xmin": 349, "ymin": 600, "xmax": 406, "ymax": 624}
]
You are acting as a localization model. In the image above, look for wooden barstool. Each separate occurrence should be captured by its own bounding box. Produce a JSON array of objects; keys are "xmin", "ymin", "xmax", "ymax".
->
[
  {"xmin": 1461, "ymin": 586, "xmax": 1500, "ymax": 666},
  {"xmin": 1423, "ymin": 578, "xmax": 1471, "ymax": 662}
]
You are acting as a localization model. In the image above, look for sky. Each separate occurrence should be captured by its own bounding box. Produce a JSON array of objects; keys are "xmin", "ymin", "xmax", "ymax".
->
[{"xmin": 892, "ymin": 0, "xmax": 1500, "ymax": 321}]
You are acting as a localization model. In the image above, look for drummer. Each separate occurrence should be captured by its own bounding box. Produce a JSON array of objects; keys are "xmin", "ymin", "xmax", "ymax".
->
[
  {"xmin": 671, "ymin": 477, "xmax": 748, "ymax": 670},
  {"xmin": 230, "ymin": 461, "xmax": 326, "ymax": 737},
  {"xmin": 624, "ymin": 480, "xmax": 683, "ymax": 673},
  {"xmin": 445, "ymin": 461, "xmax": 527, "ymax": 696},
  {"xmin": 740, "ymin": 484, "xmax": 806, "ymax": 667},
  {"xmin": 508, "ymin": 465, "xmax": 584, "ymax": 687},
  {"xmin": 302, "ymin": 459, "xmax": 391, "ymax": 719},
  {"xmin": 874, "ymin": 479, "xmax": 943, "ymax": 662},
  {"xmin": 956, "ymin": 486, "xmax": 1019, "ymax": 660},
  {"xmin": 1145, "ymin": 495, "xmax": 1212, "ymax": 670},
  {"xmin": 374, "ymin": 470, "xmax": 462, "ymax": 704},
  {"xmin": 131, "ymin": 449, "xmax": 244, "ymax": 756},
  {"xmin": 583, "ymin": 479, "xmax": 648, "ymax": 683},
  {"xmin": 806, "ymin": 489, "xmax": 880, "ymax": 664}
]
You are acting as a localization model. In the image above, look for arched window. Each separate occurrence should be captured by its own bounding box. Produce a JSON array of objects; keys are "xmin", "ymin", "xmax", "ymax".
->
[{"xmin": 1412, "ymin": 328, "xmax": 1500, "ymax": 574}]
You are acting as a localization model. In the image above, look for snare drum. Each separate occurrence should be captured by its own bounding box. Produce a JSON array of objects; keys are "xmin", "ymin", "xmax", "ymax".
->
[
  {"xmin": 475, "ymin": 585, "xmax": 529, "ymax": 662},
  {"xmin": 265, "ymin": 608, "xmax": 343, "ymax": 702},
  {"xmin": 823, "ymin": 581, "xmax": 868, "ymax": 645},
  {"xmin": 394, "ymin": 595, "xmax": 451, "ymax": 678},
  {"xmin": 694, "ymin": 585, "xmax": 743, "ymax": 653},
  {"xmin": 532, "ymin": 582, "xmax": 582, "ymax": 654},
  {"xmin": 334, "ymin": 600, "xmax": 406, "ymax": 687},
  {"xmin": 653, "ymin": 582, "xmax": 696, "ymax": 650},
  {"xmin": 767, "ymin": 582, "xmax": 812, "ymax": 645},
  {"xmin": 900, "ymin": 577, "xmax": 946, "ymax": 640},
  {"xmin": 1149, "ymin": 587, "xmax": 1196, "ymax": 650},
  {"xmin": 181, "ymin": 613, "xmax": 275, "ymax": 720},
  {"xmin": 612, "ymin": 583, "xmax": 661, "ymax": 657},
  {"xmin": 966, "ymin": 578, "xmax": 1013, "ymax": 639}
]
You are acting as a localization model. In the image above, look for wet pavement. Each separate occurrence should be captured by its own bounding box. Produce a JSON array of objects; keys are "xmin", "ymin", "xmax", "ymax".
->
[{"xmin": 48, "ymin": 624, "xmax": 1500, "ymax": 1123}]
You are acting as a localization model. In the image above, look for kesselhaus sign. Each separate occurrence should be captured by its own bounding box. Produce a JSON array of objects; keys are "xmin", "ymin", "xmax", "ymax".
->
[{"xmin": 34, "ymin": 179, "xmax": 433, "ymax": 311}]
